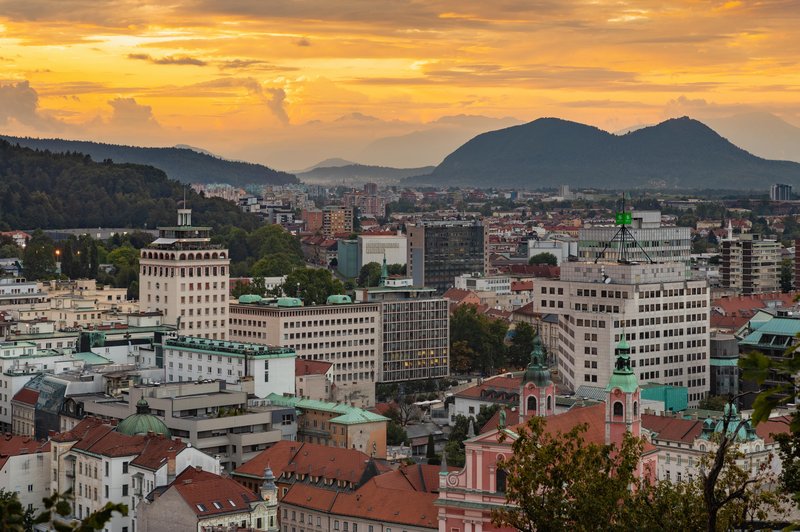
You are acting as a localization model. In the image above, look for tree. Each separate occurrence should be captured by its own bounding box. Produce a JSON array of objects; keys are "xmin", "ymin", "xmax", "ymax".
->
[
  {"xmin": 492, "ymin": 417, "xmax": 644, "ymax": 531},
  {"xmin": 387, "ymin": 421, "xmax": 409, "ymax": 446},
  {"xmin": 528, "ymin": 252, "xmax": 558, "ymax": 266},
  {"xmin": 780, "ymin": 257, "xmax": 794, "ymax": 292},
  {"xmin": 282, "ymin": 267, "xmax": 344, "ymax": 305},
  {"xmin": 357, "ymin": 262, "xmax": 382, "ymax": 287},
  {"xmin": 508, "ymin": 322, "xmax": 536, "ymax": 368},
  {"xmin": 22, "ymin": 230, "xmax": 56, "ymax": 280},
  {"xmin": 252, "ymin": 253, "xmax": 299, "ymax": 277},
  {"xmin": 0, "ymin": 488, "xmax": 125, "ymax": 532},
  {"xmin": 450, "ymin": 304, "xmax": 508, "ymax": 374},
  {"xmin": 426, "ymin": 434, "xmax": 436, "ymax": 459},
  {"xmin": 698, "ymin": 395, "xmax": 729, "ymax": 412}
]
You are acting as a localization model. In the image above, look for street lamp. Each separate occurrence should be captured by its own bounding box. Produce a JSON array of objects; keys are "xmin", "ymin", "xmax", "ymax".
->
[{"xmin": 54, "ymin": 249, "xmax": 62, "ymax": 275}]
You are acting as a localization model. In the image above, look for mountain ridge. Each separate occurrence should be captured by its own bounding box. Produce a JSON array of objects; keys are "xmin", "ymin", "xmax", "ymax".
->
[
  {"xmin": 405, "ymin": 116, "xmax": 800, "ymax": 189},
  {"xmin": 0, "ymin": 135, "xmax": 297, "ymax": 187}
]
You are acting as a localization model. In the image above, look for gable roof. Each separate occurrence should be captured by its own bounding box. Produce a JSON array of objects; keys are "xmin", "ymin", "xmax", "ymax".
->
[
  {"xmin": 472, "ymin": 403, "xmax": 606, "ymax": 445},
  {"xmin": 11, "ymin": 387, "xmax": 40, "ymax": 407},
  {"xmin": 0, "ymin": 435, "xmax": 49, "ymax": 470},
  {"xmin": 641, "ymin": 414, "xmax": 703, "ymax": 444},
  {"xmin": 296, "ymin": 359, "xmax": 333, "ymax": 377},
  {"xmin": 232, "ymin": 440, "xmax": 387, "ymax": 485},
  {"xmin": 169, "ymin": 467, "xmax": 259, "ymax": 518},
  {"xmin": 454, "ymin": 375, "xmax": 521, "ymax": 402}
]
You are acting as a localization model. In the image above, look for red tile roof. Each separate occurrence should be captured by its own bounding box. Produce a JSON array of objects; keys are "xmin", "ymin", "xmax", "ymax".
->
[
  {"xmin": 641, "ymin": 415, "xmax": 703, "ymax": 444},
  {"xmin": 281, "ymin": 483, "xmax": 339, "ymax": 513},
  {"xmin": 479, "ymin": 409, "xmax": 520, "ymax": 434},
  {"xmin": 51, "ymin": 416, "xmax": 187, "ymax": 468},
  {"xmin": 233, "ymin": 441, "xmax": 381, "ymax": 484},
  {"xmin": 442, "ymin": 288, "xmax": 479, "ymax": 304},
  {"xmin": 295, "ymin": 359, "xmax": 333, "ymax": 377},
  {"xmin": 0, "ymin": 435, "xmax": 49, "ymax": 470},
  {"xmin": 754, "ymin": 415, "xmax": 792, "ymax": 444},
  {"xmin": 11, "ymin": 387, "xmax": 39, "ymax": 407},
  {"xmin": 331, "ymin": 480, "xmax": 438, "ymax": 529},
  {"xmin": 474, "ymin": 404, "xmax": 606, "ymax": 446},
  {"xmin": 510, "ymin": 280, "xmax": 533, "ymax": 291},
  {"xmin": 454, "ymin": 375, "xmax": 521, "ymax": 401},
  {"xmin": 711, "ymin": 292, "xmax": 800, "ymax": 330},
  {"xmin": 171, "ymin": 467, "xmax": 259, "ymax": 517}
]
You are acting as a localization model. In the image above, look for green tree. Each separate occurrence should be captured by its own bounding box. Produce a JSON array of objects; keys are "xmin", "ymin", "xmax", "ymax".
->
[
  {"xmin": 426, "ymin": 434, "xmax": 436, "ymax": 459},
  {"xmin": 528, "ymin": 252, "xmax": 558, "ymax": 266},
  {"xmin": 492, "ymin": 417, "xmax": 645, "ymax": 531},
  {"xmin": 282, "ymin": 267, "xmax": 344, "ymax": 305},
  {"xmin": 386, "ymin": 421, "xmax": 408, "ymax": 446},
  {"xmin": 508, "ymin": 322, "xmax": 536, "ymax": 368},
  {"xmin": 357, "ymin": 262, "xmax": 382, "ymax": 287},
  {"xmin": 450, "ymin": 304, "xmax": 508, "ymax": 374},
  {"xmin": 698, "ymin": 395, "xmax": 729, "ymax": 412},
  {"xmin": 0, "ymin": 488, "xmax": 125, "ymax": 532},
  {"xmin": 252, "ymin": 253, "xmax": 298, "ymax": 277},
  {"xmin": 22, "ymin": 230, "xmax": 56, "ymax": 280},
  {"xmin": 780, "ymin": 257, "xmax": 794, "ymax": 292}
]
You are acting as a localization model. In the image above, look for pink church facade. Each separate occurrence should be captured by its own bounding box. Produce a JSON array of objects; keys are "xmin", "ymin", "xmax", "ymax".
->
[{"xmin": 436, "ymin": 334, "xmax": 657, "ymax": 532}]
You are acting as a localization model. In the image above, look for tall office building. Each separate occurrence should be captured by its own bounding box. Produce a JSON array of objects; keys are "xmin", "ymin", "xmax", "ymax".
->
[
  {"xmin": 770, "ymin": 183, "xmax": 793, "ymax": 201},
  {"xmin": 533, "ymin": 261, "xmax": 711, "ymax": 406},
  {"xmin": 354, "ymin": 273, "xmax": 449, "ymax": 383},
  {"xmin": 578, "ymin": 211, "xmax": 691, "ymax": 266},
  {"xmin": 407, "ymin": 220, "xmax": 487, "ymax": 294},
  {"xmin": 139, "ymin": 208, "xmax": 230, "ymax": 339},
  {"xmin": 228, "ymin": 297, "xmax": 381, "ymax": 407},
  {"xmin": 720, "ymin": 234, "xmax": 781, "ymax": 295}
]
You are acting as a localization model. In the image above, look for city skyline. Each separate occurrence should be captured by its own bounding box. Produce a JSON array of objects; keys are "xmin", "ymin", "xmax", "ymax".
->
[{"xmin": 1, "ymin": 1, "xmax": 799, "ymax": 169}]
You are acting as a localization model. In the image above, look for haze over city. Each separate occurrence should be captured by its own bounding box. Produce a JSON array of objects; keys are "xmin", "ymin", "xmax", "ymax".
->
[{"xmin": 2, "ymin": 0, "xmax": 800, "ymax": 168}]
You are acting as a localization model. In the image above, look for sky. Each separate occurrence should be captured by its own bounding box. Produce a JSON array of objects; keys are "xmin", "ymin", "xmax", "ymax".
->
[{"xmin": 1, "ymin": 0, "xmax": 799, "ymax": 169}]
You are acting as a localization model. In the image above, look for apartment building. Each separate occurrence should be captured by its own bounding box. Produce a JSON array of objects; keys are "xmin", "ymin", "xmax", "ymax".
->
[
  {"xmin": 229, "ymin": 298, "xmax": 381, "ymax": 407},
  {"xmin": 322, "ymin": 206, "xmax": 354, "ymax": 237},
  {"xmin": 0, "ymin": 277, "xmax": 47, "ymax": 318},
  {"xmin": 139, "ymin": 208, "xmax": 230, "ymax": 340},
  {"xmin": 80, "ymin": 380, "xmax": 296, "ymax": 471},
  {"xmin": 407, "ymin": 220, "xmax": 487, "ymax": 294},
  {"xmin": 50, "ymin": 416, "xmax": 219, "ymax": 532},
  {"xmin": 721, "ymin": 234, "xmax": 781, "ymax": 295},
  {"xmin": 533, "ymin": 261, "xmax": 711, "ymax": 406},
  {"xmin": 161, "ymin": 336, "xmax": 296, "ymax": 399}
]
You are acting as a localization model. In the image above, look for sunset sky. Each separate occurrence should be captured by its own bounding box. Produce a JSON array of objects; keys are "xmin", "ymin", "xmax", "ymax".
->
[{"xmin": 0, "ymin": 0, "xmax": 798, "ymax": 169}]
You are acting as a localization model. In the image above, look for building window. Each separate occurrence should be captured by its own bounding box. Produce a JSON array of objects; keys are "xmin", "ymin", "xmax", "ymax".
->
[
  {"xmin": 122, "ymin": 461, "xmax": 128, "ymax": 474},
  {"xmin": 613, "ymin": 402, "xmax": 623, "ymax": 417}
]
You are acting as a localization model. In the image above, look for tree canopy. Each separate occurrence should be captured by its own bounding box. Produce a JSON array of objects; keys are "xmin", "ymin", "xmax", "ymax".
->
[
  {"xmin": 281, "ymin": 267, "xmax": 344, "ymax": 305},
  {"xmin": 528, "ymin": 252, "xmax": 558, "ymax": 266}
]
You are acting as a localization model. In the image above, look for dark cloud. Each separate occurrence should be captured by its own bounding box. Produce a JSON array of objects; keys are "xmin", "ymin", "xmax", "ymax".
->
[
  {"xmin": 217, "ymin": 59, "xmax": 298, "ymax": 72},
  {"xmin": 128, "ymin": 53, "xmax": 207, "ymax": 66},
  {"xmin": 296, "ymin": 37, "xmax": 311, "ymax": 46}
]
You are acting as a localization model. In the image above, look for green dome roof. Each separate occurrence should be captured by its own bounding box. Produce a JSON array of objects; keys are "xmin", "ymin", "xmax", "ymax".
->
[
  {"xmin": 117, "ymin": 399, "xmax": 171, "ymax": 438},
  {"xmin": 522, "ymin": 334, "xmax": 551, "ymax": 387}
]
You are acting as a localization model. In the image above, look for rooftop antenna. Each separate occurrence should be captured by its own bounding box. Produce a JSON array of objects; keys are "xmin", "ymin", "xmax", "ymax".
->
[{"xmin": 594, "ymin": 192, "xmax": 653, "ymax": 264}]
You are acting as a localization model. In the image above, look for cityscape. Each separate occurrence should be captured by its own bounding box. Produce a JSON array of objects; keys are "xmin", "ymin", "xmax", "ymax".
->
[{"xmin": 2, "ymin": 1, "xmax": 800, "ymax": 531}]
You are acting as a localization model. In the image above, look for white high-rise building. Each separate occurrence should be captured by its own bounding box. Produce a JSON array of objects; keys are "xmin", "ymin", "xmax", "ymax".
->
[
  {"xmin": 139, "ymin": 209, "xmax": 230, "ymax": 339},
  {"xmin": 533, "ymin": 261, "xmax": 711, "ymax": 406}
]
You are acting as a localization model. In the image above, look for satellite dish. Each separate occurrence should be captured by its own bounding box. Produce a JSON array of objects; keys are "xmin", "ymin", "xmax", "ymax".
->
[{"xmin": 604, "ymin": 277, "xmax": 612, "ymax": 284}]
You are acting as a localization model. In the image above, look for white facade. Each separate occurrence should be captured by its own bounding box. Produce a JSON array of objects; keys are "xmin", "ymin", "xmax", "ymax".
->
[
  {"xmin": 534, "ymin": 261, "xmax": 711, "ymax": 406},
  {"xmin": 162, "ymin": 336, "xmax": 296, "ymax": 398},
  {"xmin": 454, "ymin": 274, "xmax": 511, "ymax": 294},
  {"xmin": 139, "ymin": 209, "xmax": 230, "ymax": 340},
  {"xmin": 358, "ymin": 233, "xmax": 407, "ymax": 267},
  {"xmin": 0, "ymin": 277, "xmax": 47, "ymax": 318},
  {"xmin": 1, "ymin": 448, "xmax": 50, "ymax": 512},
  {"xmin": 528, "ymin": 238, "xmax": 578, "ymax": 265},
  {"xmin": 229, "ymin": 301, "xmax": 382, "ymax": 407}
]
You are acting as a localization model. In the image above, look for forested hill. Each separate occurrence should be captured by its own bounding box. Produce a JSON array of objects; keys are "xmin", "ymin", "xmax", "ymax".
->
[
  {"xmin": 0, "ymin": 135, "xmax": 297, "ymax": 187},
  {"xmin": 0, "ymin": 140, "xmax": 261, "ymax": 231},
  {"xmin": 406, "ymin": 116, "xmax": 800, "ymax": 189}
]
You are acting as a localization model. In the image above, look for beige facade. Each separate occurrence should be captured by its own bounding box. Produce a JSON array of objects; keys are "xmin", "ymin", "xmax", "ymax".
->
[
  {"xmin": 322, "ymin": 206, "xmax": 354, "ymax": 237},
  {"xmin": 229, "ymin": 302, "xmax": 381, "ymax": 407},
  {"xmin": 533, "ymin": 261, "xmax": 711, "ymax": 406},
  {"xmin": 139, "ymin": 209, "xmax": 230, "ymax": 340},
  {"xmin": 721, "ymin": 234, "xmax": 781, "ymax": 295}
]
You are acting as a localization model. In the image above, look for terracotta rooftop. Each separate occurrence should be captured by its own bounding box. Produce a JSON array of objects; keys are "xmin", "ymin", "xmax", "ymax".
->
[
  {"xmin": 473, "ymin": 404, "xmax": 607, "ymax": 446},
  {"xmin": 0, "ymin": 434, "xmax": 49, "ymax": 470},
  {"xmin": 479, "ymin": 409, "xmax": 520, "ymax": 434},
  {"xmin": 442, "ymin": 288, "xmax": 478, "ymax": 304},
  {"xmin": 11, "ymin": 387, "xmax": 40, "ymax": 407},
  {"xmin": 233, "ymin": 441, "xmax": 385, "ymax": 485},
  {"xmin": 295, "ymin": 358, "xmax": 333, "ymax": 377},
  {"xmin": 170, "ymin": 467, "xmax": 259, "ymax": 517},
  {"xmin": 711, "ymin": 292, "xmax": 800, "ymax": 330},
  {"xmin": 641, "ymin": 415, "xmax": 703, "ymax": 444},
  {"xmin": 455, "ymin": 375, "xmax": 522, "ymax": 401}
]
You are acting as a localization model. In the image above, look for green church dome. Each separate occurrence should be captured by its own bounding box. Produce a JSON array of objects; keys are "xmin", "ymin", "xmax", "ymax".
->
[{"xmin": 117, "ymin": 398, "xmax": 171, "ymax": 438}]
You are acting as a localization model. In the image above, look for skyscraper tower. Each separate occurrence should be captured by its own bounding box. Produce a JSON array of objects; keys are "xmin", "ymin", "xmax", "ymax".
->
[{"xmin": 139, "ymin": 208, "xmax": 230, "ymax": 339}]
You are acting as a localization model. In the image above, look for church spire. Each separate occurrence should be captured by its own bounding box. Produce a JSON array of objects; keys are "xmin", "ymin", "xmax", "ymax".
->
[
  {"xmin": 606, "ymin": 332, "xmax": 637, "ymax": 393},
  {"xmin": 379, "ymin": 254, "xmax": 388, "ymax": 286}
]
